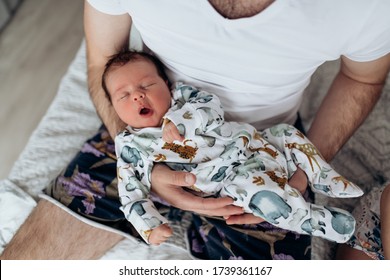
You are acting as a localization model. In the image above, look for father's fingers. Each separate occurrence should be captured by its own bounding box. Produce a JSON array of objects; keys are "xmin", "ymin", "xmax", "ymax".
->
[
  {"xmin": 152, "ymin": 163, "xmax": 196, "ymax": 187},
  {"xmin": 225, "ymin": 213, "xmax": 265, "ymax": 225},
  {"xmin": 196, "ymin": 204, "xmax": 245, "ymax": 217},
  {"xmin": 187, "ymin": 196, "xmax": 244, "ymax": 216},
  {"xmin": 161, "ymin": 188, "xmax": 242, "ymax": 216},
  {"xmin": 198, "ymin": 196, "xmax": 234, "ymax": 210},
  {"xmin": 151, "ymin": 164, "xmax": 243, "ymax": 217}
]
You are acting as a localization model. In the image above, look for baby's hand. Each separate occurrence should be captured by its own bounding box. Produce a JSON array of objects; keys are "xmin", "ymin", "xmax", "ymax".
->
[
  {"xmin": 162, "ymin": 119, "xmax": 184, "ymax": 143},
  {"xmin": 148, "ymin": 224, "xmax": 173, "ymax": 245}
]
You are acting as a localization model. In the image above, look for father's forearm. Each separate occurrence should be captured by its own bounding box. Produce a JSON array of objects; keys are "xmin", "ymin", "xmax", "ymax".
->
[
  {"xmin": 87, "ymin": 65, "xmax": 126, "ymax": 139},
  {"xmin": 307, "ymin": 70, "xmax": 383, "ymax": 161},
  {"xmin": 83, "ymin": 2, "xmax": 131, "ymax": 138}
]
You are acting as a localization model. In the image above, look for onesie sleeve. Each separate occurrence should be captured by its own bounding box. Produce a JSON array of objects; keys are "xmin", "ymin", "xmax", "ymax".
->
[
  {"xmin": 164, "ymin": 83, "xmax": 225, "ymax": 135},
  {"xmin": 87, "ymin": 0, "xmax": 128, "ymax": 15},
  {"xmin": 115, "ymin": 131, "xmax": 168, "ymax": 243}
]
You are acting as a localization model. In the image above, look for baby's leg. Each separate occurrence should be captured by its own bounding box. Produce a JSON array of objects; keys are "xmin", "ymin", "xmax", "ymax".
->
[
  {"xmin": 221, "ymin": 169, "xmax": 356, "ymax": 243},
  {"xmin": 261, "ymin": 123, "xmax": 363, "ymax": 198}
]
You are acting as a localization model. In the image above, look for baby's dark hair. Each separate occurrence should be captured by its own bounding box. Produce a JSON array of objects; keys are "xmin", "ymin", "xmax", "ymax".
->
[{"xmin": 102, "ymin": 49, "xmax": 170, "ymax": 102}]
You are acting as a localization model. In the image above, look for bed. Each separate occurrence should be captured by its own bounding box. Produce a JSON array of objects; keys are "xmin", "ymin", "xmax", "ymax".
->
[{"xmin": 1, "ymin": 36, "xmax": 389, "ymax": 259}]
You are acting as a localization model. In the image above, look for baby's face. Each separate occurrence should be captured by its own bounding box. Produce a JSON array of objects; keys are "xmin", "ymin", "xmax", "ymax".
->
[{"xmin": 106, "ymin": 59, "xmax": 171, "ymax": 128}]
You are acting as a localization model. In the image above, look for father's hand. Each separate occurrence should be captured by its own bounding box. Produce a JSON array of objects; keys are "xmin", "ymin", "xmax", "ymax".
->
[
  {"xmin": 287, "ymin": 167, "xmax": 308, "ymax": 195},
  {"xmin": 151, "ymin": 163, "xmax": 244, "ymax": 217},
  {"xmin": 225, "ymin": 213, "xmax": 265, "ymax": 225}
]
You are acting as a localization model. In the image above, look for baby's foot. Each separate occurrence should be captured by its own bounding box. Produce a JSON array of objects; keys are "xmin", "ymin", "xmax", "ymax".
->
[
  {"xmin": 300, "ymin": 204, "xmax": 355, "ymax": 243},
  {"xmin": 310, "ymin": 167, "xmax": 363, "ymax": 198}
]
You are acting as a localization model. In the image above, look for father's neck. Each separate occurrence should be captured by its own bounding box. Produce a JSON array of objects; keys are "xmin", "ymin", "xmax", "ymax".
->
[{"xmin": 208, "ymin": 0, "xmax": 275, "ymax": 19}]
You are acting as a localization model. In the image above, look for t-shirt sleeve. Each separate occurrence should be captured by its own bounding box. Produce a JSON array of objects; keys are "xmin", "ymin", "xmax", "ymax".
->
[
  {"xmin": 87, "ymin": 0, "xmax": 128, "ymax": 15},
  {"xmin": 343, "ymin": 2, "xmax": 390, "ymax": 62}
]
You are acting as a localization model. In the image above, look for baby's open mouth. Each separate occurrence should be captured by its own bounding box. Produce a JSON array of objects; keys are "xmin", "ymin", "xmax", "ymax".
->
[{"xmin": 139, "ymin": 107, "xmax": 151, "ymax": 115}]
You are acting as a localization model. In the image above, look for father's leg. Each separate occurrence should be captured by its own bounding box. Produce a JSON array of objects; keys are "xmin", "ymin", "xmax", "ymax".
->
[
  {"xmin": 2, "ymin": 126, "xmax": 128, "ymax": 259},
  {"xmin": 336, "ymin": 183, "xmax": 388, "ymax": 260},
  {"xmin": 0, "ymin": 199, "xmax": 123, "ymax": 259}
]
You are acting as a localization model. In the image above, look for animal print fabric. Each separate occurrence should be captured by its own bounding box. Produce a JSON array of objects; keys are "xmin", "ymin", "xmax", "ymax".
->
[{"xmin": 116, "ymin": 83, "xmax": 362, "ymax": 244}]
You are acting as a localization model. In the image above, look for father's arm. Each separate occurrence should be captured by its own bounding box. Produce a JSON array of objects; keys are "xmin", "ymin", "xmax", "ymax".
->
[
  {"xmin": 308, "ymin": 54, "xmax": 390, "ymax": 161},
  {"xmin": 290, "ymin": 54, "xmax": 390, "ymax": 193},
  {"xmin": 84, "ymin": 1, "xmax": 131, "ymax": 138}
]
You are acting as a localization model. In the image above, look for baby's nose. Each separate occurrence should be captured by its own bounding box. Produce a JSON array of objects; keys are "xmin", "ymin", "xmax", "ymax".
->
[{"xmin": 133, "ymin": 91, "xmax": 145, "ymax": 101}]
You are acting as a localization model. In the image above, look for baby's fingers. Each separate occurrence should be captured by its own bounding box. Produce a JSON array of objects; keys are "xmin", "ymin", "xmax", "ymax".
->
[{"xmin": 163, "ymin": 122, "xmax": 184, "ymax": 142}]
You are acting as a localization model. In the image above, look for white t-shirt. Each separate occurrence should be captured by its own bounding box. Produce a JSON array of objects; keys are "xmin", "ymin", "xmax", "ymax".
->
[{"xmin": 87, "ymin": 0, "xmax": 390, "ymax": 130}]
